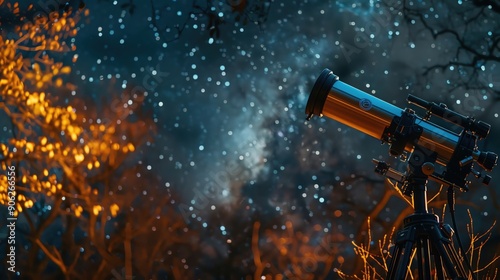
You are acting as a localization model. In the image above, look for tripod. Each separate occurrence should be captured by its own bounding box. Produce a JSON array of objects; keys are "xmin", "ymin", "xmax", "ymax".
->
[{"xmin": 380, "ymin": 148, "xmax": 472, "ymax": 280}]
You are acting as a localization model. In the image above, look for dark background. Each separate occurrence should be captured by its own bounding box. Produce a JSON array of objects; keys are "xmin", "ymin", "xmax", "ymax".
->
[{"xmin": 1, "ymin": 0, "xmax": 499, "ymax": 279}]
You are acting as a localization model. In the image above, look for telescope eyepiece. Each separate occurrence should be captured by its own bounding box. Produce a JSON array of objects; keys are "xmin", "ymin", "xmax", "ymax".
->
[{"xmin": 476, "ymin": 151, "xmax": 498, "ymax": 172}]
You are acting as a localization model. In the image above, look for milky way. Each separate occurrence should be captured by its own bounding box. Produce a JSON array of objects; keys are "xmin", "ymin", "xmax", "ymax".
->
[{"xmin": 70, "ymin": 0, "xmax": 499, "ymax": 274}]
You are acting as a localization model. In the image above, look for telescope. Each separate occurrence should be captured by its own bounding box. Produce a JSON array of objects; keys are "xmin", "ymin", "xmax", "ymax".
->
[
  {"xmin": 305, "ymin": 68, "xmax": 497, "ymax": 191},
  {"xmin": 306, "ymin": 68, "xmax": 498, "ymax": 279}
]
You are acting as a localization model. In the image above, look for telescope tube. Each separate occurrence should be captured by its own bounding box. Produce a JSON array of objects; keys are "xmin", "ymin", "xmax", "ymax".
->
[{"xmin": 306, "ymin": 69, "xmax": 459, "ymax": 166}]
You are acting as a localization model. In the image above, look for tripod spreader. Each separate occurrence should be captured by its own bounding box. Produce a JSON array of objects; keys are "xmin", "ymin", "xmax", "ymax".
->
[{"xmin": 388, "ymin": 212, "xmax": 468, "ymax": 280}]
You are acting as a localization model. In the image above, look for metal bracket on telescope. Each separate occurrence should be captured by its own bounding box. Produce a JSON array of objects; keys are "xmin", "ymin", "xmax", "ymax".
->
[
  {"xmin": 373, "ymin": 159, "xmax": 406, "ymax": 183},
  {"xmin": 381, "ymin": 108, "xmax": 423, "ymax": 158},
  {"xmin": 373, "ymin": 159, "xmax": 413, "ymax": 196}
]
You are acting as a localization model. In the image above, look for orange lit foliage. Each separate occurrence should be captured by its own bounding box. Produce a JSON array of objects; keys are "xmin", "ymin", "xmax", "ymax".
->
[
  {"xmin": 0, "ymin": 3, "xmax": 186, "ymax": 279},
  {"xmin": 0, "ymin": 4, "xmax": 91, "ymax": 213},
  {"xmin": 251, "ymin": 220, "xmax": 344, "ymax": 279},
  {"xmin": 337, "ymin": 217, "xmax": 393, "ymax": 280}
]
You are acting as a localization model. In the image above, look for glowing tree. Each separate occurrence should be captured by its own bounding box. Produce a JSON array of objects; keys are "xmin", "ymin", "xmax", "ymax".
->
[{"xmin": 0, "ymin": 3, "xmax": 193, "ymax": 279}]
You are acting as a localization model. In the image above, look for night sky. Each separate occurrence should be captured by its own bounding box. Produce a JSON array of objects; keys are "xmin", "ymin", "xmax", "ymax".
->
[{"xmin": 1, "ymin": 0, "xmax": 499, "ymax": 278}]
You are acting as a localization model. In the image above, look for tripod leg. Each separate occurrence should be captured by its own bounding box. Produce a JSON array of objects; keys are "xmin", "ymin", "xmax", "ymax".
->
[
  {"xmin": 416, "ymin": 237, "xmax": 432, "ymax": 280},
  {"xmin": 441, "ymin": 242, "xmax": 469, "ymax": 278},
  {"xmin": 387, "ymin": 227, "xmax": 416, "ymax": 280},
  {"xmin": 433, "ymin": 248, "xmax": 446, "ymax": 280},
  {"xmin": 428, "ymin": 226, "xmax": 468, "ymax": 279}
]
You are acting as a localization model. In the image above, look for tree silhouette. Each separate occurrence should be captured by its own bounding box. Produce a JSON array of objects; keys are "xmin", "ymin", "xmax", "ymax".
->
[
  {"xmin": 400, "ymin": 0, "xmax": 500, "ymax": 99},
  {"xmin": 142, "ymin": 0, "xmax": 272, "ymax": 43}
]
